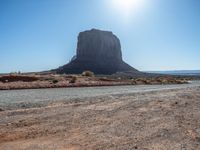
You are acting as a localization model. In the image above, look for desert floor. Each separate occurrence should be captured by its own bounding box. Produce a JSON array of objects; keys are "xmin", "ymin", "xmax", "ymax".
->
[{"xmin": 0, "ymin": 87, "xmax": 200, "ymax": 150}]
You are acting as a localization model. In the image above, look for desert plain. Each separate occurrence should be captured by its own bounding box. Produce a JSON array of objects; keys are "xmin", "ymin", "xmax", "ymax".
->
[{"xmin": 0, "ymin": 81, "xmax": 200, "ymax": 150}]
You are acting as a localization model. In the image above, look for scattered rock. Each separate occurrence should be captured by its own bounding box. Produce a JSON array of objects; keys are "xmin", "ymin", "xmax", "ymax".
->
[{"xmin": 134, "ymin": 146, "xmax": 138, "ymax": 149}]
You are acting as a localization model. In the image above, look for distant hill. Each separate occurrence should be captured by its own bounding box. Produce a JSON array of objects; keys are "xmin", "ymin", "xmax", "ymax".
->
[{"xmin": 147, "ymin": 70, "xmax": 200, "ymax": 76}]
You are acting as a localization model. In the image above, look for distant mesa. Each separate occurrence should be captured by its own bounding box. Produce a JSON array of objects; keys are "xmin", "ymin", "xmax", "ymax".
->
[{"xmin": 55, "ymin": 29, "xmax": 139, "ymax": 74}]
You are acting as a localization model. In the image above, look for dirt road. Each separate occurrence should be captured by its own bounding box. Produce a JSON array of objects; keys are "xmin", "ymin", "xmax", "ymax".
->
[
  {"xmin": 0, "ymin": 85, "xmax": 200, "ymax": 149},
  {"xmin": 0, "ymin": 81, "xmax": 200, "ymax": 110}
]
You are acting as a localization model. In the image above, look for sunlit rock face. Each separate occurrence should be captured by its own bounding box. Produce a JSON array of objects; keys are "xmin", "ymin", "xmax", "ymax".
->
[{"xmin": 56, "ymin": 29, "xmax": 138, "ymax": 74}]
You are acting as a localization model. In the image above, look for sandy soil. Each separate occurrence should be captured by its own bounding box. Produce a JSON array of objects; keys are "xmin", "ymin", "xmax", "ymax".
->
[
  {"xmin": 0, "ymin": 75, "xmax": 131, "ymax": 90},
  {"xmin": 0, "ymin": 74, "xmax": 188, "ymax": 90},
  {"xmin": 0, "ymin": 87, "xmax": 200, "ymax": 150}
]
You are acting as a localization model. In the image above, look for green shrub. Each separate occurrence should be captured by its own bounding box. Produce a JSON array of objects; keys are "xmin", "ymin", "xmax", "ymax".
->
[{"xmin": 82, "ymin": 71, "xmax": 94, "ymax": 77}]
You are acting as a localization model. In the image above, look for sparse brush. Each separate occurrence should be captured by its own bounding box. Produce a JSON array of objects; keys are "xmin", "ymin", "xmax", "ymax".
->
[
  {"xmin": 82, "ymin": 71, "xmax": 94, "ymax": 77},
  {"xmin": 70, "ymin": 76, "xmax": 77, "ymax": 83},
  {"xmin": 143, "ymin": 79, "xmax": 151, "ymax": 84},
  {"xmin": 131, "ymin": 80, "xmax": 137, "ymax": 85},
  {"xmin": 0, "ymin": 75, "xmax": 38, "ymax": 83},
  {"xmin": 52, "ymin": 79, "xmax": 59, "ymax": 84},
  {"xmin": 161, "ymin": 79, "xmax": 168, "ymax": 84},
  {"xmin": 135, "ymin": 78, "xmax": 141, "ymax": 82},
  {"xmin": 176, "ymin": 79, "xmax": 188, "ymax": 84}
]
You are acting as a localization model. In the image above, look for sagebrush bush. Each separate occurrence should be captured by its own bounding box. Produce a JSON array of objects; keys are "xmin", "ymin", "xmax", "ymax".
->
[
  {"xmin": 52, "ymin": 79, "xmax": 59, "ymax": 84},
  {"xmin": 82, "ymin": 71, "xmax": 94, "ymax": 77},
  {"xmin": 70, "ymin": 76, "xmax": 77, "ymax": 83}
]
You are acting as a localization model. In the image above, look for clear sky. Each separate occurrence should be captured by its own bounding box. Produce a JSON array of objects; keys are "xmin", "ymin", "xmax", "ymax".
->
[{"xmin": 0, "ymin": 0, "xmax": 200, "ymax": 73}]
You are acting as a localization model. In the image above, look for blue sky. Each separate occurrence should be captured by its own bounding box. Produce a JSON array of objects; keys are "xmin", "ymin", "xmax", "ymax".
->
[{"xmin": 0, "ymin": 0, "xmax": 200, "ymax": 73}]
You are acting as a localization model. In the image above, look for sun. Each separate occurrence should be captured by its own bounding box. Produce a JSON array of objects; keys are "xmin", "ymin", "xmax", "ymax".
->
[
  {"xmin": 114, "ymin": 0, "xmax": 135, "ymax": 10},
  {"xmin": 111, "ymin": 0, "xmax": 144, "ymax": 17}
]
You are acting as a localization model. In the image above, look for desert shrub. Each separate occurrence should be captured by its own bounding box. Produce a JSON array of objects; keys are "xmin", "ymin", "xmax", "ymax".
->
[
  {"xmin": 99, "ymin": 77, "xmax": 115, "ymax": 82},
  {"xmin": 156, "ymin": 78, "xmax": 162, "ymax": 83},
  {"xmin": 176, "ymin": 79, "xmax": 188, "ymax": 84},
  {"xmin": 9, "ymin": 72, "xmax": 18, "ymax": 75},
  {"xmin": 52, "ymin": 79, "xmax": 59, "ymax": 84},
  {"xmin": 69, "ymin": 76, "xmax": 77, "ymax": 83},
  {"xmin": 136, "ymin": 78, "xmax": 145, "ymax": 82},
  {"xmin": 131, "ymin": 80, "xmax": 137, "ymax": 85},
  {"xmin": 143, "ymin": 79, "xmax": 151, "ymax": 84},
  {"xmin": 82, "ymin": 71, "xmax": 94, "ymax": 77},
  {"xmin": 0, "ymin": 75, "xmax": 38, "ymax": 83},
  {"xmin": 160, "ymin": 79, "xmax": 168, "ymax": 84}
]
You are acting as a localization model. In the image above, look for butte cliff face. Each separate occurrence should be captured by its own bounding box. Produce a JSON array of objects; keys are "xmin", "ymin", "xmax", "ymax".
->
[{"xmin": 56, "ymin": 29, "xmax": 138, "ymax": 74}]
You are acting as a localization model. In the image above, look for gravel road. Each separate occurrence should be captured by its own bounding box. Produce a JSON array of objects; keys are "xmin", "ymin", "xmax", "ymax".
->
[
  {"xmin": 1, "ymin": 85, "xmax": 200, "ymax": 149},
  {"xmin": 0, "ymin": 81, "xmax": 200, "ymax": 109}
]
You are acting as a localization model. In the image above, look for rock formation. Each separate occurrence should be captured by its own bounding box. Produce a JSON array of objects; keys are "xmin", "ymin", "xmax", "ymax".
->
[{"xmin": 56, "ymin": 29, "xmax": 139, "ymax": 74}]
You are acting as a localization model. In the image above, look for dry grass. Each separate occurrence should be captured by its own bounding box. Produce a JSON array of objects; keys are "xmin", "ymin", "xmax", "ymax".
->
[
  {"xmin": 0, "ymin": 74, "xmax": 189, "ymax": 90},
  {"xmin": 0, "ymin": 75, "xmax": 38, "ymax": 83},
  {"xmin": 82, "ymin": 71, "xmax": 94, "ymax": 77}
]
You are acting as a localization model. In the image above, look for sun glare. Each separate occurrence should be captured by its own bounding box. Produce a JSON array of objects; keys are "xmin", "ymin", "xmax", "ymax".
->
[{"xmin": 111, "ymin": 0, "xmax": 145, "ymax": 18}]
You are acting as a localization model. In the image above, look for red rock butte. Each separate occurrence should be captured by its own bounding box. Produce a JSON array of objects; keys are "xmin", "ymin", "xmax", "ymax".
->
[{"xmin": 55, "ymin": 29, "xmax": 139, "ymax": 74}]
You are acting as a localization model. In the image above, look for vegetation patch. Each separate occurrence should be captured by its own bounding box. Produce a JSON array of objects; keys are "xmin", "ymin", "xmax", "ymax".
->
[
  {"xmin": 82, "ymin": 71, "xmax": 94, "ymax": 77},
  {"xmin": 0, "ymin": 75, "xmax": 38, "ymax": 83},
  {"xmin": 52, "ymin": 79, "xmax": 59, "ymax": 84},
  {"xmin": 69, "ymin": 76, "xmax": 77, "ymax": 83}
]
